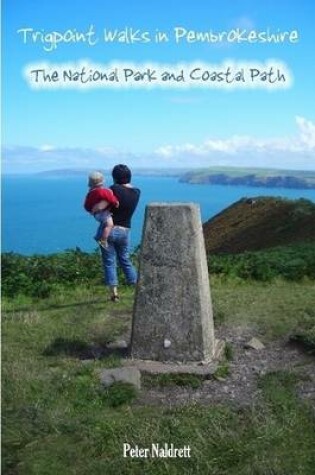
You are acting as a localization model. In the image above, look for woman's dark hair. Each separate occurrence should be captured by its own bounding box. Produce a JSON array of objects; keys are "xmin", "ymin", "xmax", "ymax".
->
[{"xmin": 112, "ymin": 164, "xmax": 132, "ymax": 184}]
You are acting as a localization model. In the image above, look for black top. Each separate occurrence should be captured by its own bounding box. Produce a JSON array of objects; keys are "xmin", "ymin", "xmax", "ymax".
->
[{"xmin": 110, "ymin": 184, "xmax": 140, "ymax": 228}]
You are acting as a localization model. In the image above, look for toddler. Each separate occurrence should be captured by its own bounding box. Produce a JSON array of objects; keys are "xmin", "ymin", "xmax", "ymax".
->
[{"xmin": 84, "ymin": 171, "xmax": 119, "ymax": 248}]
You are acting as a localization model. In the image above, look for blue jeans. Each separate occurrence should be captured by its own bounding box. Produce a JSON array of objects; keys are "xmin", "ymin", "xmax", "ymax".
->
[
  {"xmin": 100, "ymin": 226, "xmax": 137, "ymax": 286},
  {"xmin": 94, "ymin": 210, "xmax": 111, "ymax": 241}
]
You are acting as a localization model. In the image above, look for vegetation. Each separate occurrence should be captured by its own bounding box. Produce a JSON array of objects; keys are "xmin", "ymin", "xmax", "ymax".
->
[
  {"xmin": 104, "ymin": 382, "xmax": 139, "ymax": 408},
  {"xmin": 1, "ymin": 248, "xmax": 101, "ymax": 298},
  {"xmin": 290, "ymin": 326, "xmax": 315, "ymax": 355},
  {"xmin": 2, "ymin": 280, "xmax": 315, "ymax": 474},
  {"xmin": 1, "ymin": 248, "xmax": 136, "ymax": 299},
  {"xmin": 208, "ymin": 242, "xmax": 315, "ymax": 281},
  {"xmin": 2, "ymin": 240, "xmax": 314, "ymax": 303},
  {"xmin": 213, "ymin": 362, "xmax": 230, "ymax": 380},
  {"xmin": 2, "ymin": 193, "xmax": 315, "ymax": 473},
  {"xmin": 203, "ymin": 197, "xmax": 315, "ymax": 254}
]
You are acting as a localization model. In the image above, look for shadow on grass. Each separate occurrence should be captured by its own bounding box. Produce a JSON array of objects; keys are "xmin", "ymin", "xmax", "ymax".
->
[
  {"xmin": 288, "ymin": 334, "xmax": 315, "ymax": 355},
  {"xmin": 42, "ymin": 337, "xmax": 130, "ymax": 360},
  {"xmin": 4, "ymin": 298, "xmax": 135, "ymax": 316},
  {"xmin": 3, "ymin": 298, "xmax": 106, "ymax": 314}
]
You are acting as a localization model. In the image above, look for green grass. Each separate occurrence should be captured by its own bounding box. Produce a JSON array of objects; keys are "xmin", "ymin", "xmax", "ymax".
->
[
  {"xmin": 213, "ymin": 362, "xmax": 230, "ymax": 380},
  {"xmin": 224, "ymin": 342, "xmax": 234, "ymax": 361},
  {"xmin": 104, "ymin": 382, "xmax": 139, "ymax": 407},
  {"xmin": 212, "ymin": 277, "xmax": 315, "ymax": 339},
  {"xmin": 2, "ymin": 280, "xmax": 315, "ymax": 474}
]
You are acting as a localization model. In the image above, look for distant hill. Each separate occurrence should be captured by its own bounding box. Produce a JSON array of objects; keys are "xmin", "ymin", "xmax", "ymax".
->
[
  {"xmin": 180, "ymin": 167, "xmax": 315, "ymax": 189},
  {"xmin": 36, "ymin": 168, "xmax": 186, "ymax": 177},
  {"xmin": 203, "ymin": 197, "xmax": 315, "ymax": 254},
  {"xmin": 37, "ymin": 169, "xmax": 90, "ymax": 176},
  {"xmin": 34, "ymin": 167, "xmax": 315, "ymax": 188}
]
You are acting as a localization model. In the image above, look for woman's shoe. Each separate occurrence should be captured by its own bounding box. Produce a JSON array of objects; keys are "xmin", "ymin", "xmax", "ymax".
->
[{"xmin": 110, "ymin": 295, "xmax": 120, "ymax": 302}]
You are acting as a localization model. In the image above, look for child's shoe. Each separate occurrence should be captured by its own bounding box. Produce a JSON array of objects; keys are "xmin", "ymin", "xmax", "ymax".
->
[{"xmin": 98, "ymin": 239, "xmax": 108, "ymax": 249}]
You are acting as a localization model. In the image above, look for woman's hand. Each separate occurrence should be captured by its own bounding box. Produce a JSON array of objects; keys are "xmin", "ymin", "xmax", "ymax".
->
[{"xmin": 91, "ymin": 200, "xmax": 109, "ymax": 213}]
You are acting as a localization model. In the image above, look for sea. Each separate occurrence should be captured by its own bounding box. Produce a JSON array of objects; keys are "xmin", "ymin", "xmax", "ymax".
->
[{"xmin": 2, "ymin": 174, "xmax": 315, "ymax": 255}]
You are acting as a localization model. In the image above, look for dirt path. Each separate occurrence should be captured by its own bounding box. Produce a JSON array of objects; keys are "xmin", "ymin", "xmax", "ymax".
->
[{"xmin": 134, "ymin": 325, "xmax": 315, "ymax": 409}]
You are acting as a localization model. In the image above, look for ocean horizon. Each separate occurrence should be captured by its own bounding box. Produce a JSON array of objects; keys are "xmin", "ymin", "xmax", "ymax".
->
[{"xmin": 2, "ymin": 174, "xmax": 315, "ymax": 256}]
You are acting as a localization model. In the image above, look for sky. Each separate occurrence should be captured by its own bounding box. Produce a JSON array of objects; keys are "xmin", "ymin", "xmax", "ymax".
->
[{"xmin": 2, "ymin": 0, "xmax": 315, "ymax": 173}]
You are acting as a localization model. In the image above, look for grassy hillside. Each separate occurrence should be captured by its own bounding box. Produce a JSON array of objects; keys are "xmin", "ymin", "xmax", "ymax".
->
[
  {"xmin": 2, "ymin": 281, "xmax": 315, "ymax": 474},
  {"xmin": 203, "ymin": 197, "xmax": 315, "ymax": 254},
  {"xmin": 2, "ymin": 196, "xmax": 315, "ymax": 474}
]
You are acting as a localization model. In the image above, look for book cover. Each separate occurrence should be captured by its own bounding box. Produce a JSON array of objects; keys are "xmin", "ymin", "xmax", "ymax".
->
[{"xmin": 2, "ymin": 1, "xmax": 315, "ymax": 474}]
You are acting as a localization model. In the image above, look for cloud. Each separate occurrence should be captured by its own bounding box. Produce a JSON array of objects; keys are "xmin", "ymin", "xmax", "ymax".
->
[
  {"xmin": 296, "ymin": 116, "xmax": 315, "ymax": 149},
  {"xmin": 232, "ymin": 16, "xmax": 256, "ymax": 30},
  {"xmin": 1, "ymin": 145, "xmax": 137, "ymax": 174},
  {"xmin": 154, "ymin": 117, "xmax": 315, "ymax": 170},
  {"xmin": 3, "ymin": 117, "xmax": 315, "ymax": 173},
  {"xmin": 39, "ymin": 144, "xmax": 56, "ymax": 152}
]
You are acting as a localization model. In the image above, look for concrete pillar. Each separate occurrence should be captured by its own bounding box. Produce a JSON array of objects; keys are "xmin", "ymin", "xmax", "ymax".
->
[{"xmin": 131, "ymin": 203, "xmax": 216, "ymax": 362}]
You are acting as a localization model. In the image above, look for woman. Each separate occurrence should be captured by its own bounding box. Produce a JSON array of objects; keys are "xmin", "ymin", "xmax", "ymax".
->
[{"xmin": 99, "ymin": 164, "xmax": 140, "ymax": 301}]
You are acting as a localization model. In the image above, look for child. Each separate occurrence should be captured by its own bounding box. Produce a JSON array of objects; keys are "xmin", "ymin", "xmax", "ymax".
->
[{"xmin": 84, "ymin": 171, "xmax": 119, "ymax": 248}]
